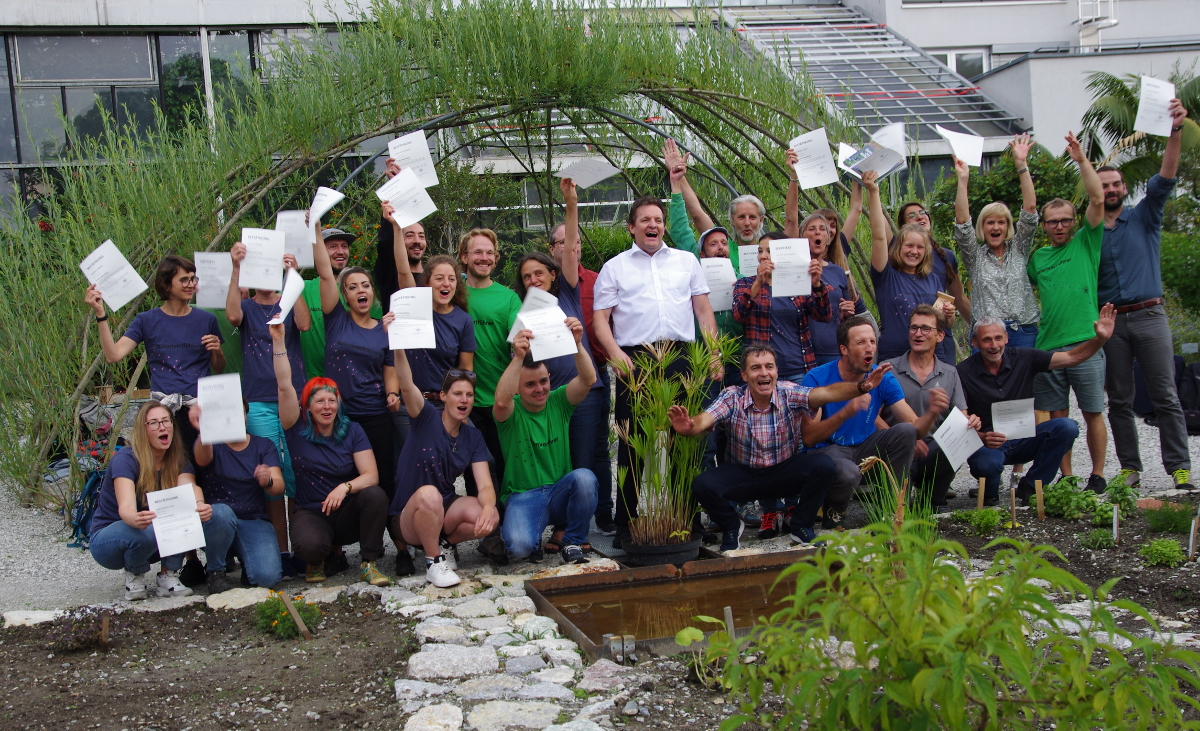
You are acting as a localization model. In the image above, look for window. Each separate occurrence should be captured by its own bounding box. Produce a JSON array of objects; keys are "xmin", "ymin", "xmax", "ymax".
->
[
  {"xmin": 929, "ymin": 48, "xmax": 989, "ymax": 80},
  {"xmin": 17, "ymin": 87, "xmax": 65, "ymax": 161},
  {"xmin": 523, "ymin": 176, "xmax": 633, "ymax": 229},
  {"xmin": 258, "ymin": 28, "xmax": 340, "ymax": 76},
  {"xmin": 0, "ymin": 40, "xmax": 16, "ymax": 162},
  {"xmin": 159, "ymin": 35, "xmax": 204, "ymax": 129},
  {"xmin": 14, "ymin": 35, "xmax": 154, "ymax": 83}
]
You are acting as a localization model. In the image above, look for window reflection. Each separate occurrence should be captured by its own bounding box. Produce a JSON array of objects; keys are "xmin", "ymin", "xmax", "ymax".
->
[
  {"xmin": 15, "ymin": 35, "xmax": 153, "ymax": 82},
  {"xmin": 159, "ymin": 35, "xmax": 204, "ymax": 129},
  {"xmin": 65, "ymin": 87, "xmax": 113, "ymax": 150},
  {"xmin": 116, "ymin": 86, "xmax": 159, "ymax": 137},
  {"xmin": 17, "ymin": 87, "xmax": 65, "ymax": 161}
]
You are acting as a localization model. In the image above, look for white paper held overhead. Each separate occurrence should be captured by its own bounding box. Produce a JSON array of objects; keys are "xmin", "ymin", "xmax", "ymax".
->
[
  {"xmin": 388, "ymin": 130, "xmax": 440, "ymax": 188},
  {"xmin": 768, "ymin": 238, "xmax": 811, "ymax": 298},
  {"xmin": 553, "ymin": 159, "xmax": 621, "ymax": 189},
  {"xmin": 238, "ymin": 228, "xmax": 286, "ymax": 291},
  {"xmin": 389, "ymin": 287, "xmax": 435, "ymax": 350},
  {"xmin": 1133, "ymin": 76, "xmax": 1176, "ymax": 137},
  {"xmin": 701, "ymin": 258, "xmax": 736, "ymax": 311},
  {"xmin": 80, "ymin": 240, "xmax": 149, "ymax": 312},
  {"xmin": 737, "ymin": 245, "xmax": 760, "ymax": 277},
  {"xmin": 193, "ymin": 252, "xmax": 233, "ymax": 309},
  {"xmin": 376, "ymin": 167, "xmax": 438, "ymax": 228},
  {"xmin": 197, "ymin": 373, "xmax": 247, "ymax": 445},
  {"xmin": 934, "ymin": 125, "xmax": 984, "ymax": 167},
  {"xmin": 309, "ymin": 186, "xmax": 345, "ymax": 222},
  {"xmin": 789, "ymin": 128, "xmax": 839, "ymax": 189},
  {"xmin": 507, "ymin": 287, "xmax": 561, "ymax": 342},
  {"xmin": 520, "ymin": 306, "xmax": 578, "ymax": 362},
  {"xmin": 267, "ymin": 268, "xmax": 306, "ymax": 325},
  {"xmin": 146, "ymin": 484, "xmax": 206, "ymax": 557},
  {"xmin": 275, "ymin": 210, "xmax": 315, "ymax": 268}
]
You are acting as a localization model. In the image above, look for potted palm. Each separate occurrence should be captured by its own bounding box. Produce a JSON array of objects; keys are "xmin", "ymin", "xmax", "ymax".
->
[{"xmin": 615, "ymin": 335, "xmax": 736, "ymax": 566}]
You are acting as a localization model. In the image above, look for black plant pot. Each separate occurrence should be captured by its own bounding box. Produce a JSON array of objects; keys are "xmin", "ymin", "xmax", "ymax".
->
[{"xmin": 621, "ymin": 538, "xmax": 703, "ymax": 567}]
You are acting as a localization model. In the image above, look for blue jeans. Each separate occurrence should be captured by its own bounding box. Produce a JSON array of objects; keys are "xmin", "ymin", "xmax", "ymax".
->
[
  {"xmin": 502, "ymin": 469, "xmax": 598, "ymax": 558},
  {"xmin": 968, "ymin": 417, "xmax": 1078, "ymax": 500},
  {"xmin": 231, "ymin": 517, "xmax": 283, "ymax": 588},
  {"xmin": 972, "ymin": 321, "xmax": 1038, "ymax": 354},
  {"xmin": 89, "ymin": 502, "xmax": 237, "ymax": 574},
  {"xmin": 247, "ymin": 401, "xmax": 296, "ymax": 499},
  {"xmin": 570, "ymin": 369, "xmax": 613, "ymax": 523}
]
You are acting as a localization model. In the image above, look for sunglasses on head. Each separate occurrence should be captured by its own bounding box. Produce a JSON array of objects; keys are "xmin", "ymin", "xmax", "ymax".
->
[{"xmin": 441, "ymin": 369, "xmax": 477, "ymax": 392}]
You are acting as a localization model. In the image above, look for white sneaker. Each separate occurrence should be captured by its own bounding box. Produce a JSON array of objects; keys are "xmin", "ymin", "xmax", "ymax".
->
[
  {"xmin": 124, "ymin": 570, "xmax": 148, "ymax": 601},
  {"xmin": 154, "ymin": 570, "xmax": 194, "ymax": 598},
  {"xmin": 425, "ymin": 556, "xmax": 461, "ymax": 588},
  {"xmin": 438, "ymin": 539, "xmax": 459, "ymax": 572}
]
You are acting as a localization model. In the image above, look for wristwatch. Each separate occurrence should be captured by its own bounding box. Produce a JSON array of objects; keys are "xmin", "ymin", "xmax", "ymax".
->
[{"xmin": 857, "ymin": 378, "xmax": 871, "ymax": 394}]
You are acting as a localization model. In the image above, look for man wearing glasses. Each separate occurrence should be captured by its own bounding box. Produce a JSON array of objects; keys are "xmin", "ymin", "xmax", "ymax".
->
[{"xmin": 1026, "ymin": 132, "xmax": 1110, "ymax": 493}]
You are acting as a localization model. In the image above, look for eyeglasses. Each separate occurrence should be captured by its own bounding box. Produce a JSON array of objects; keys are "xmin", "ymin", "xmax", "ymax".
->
[
  {"xmin": 905, "ymin": 210, "xmax": 929, "ymax": 220},
  {"xmin": 908, "ymin": 324, "xmax": 937, "ymax": 334},
  {"xmin": 1043, "ymin": 218, "xmax": 1075, "ymax": 229},
  {"xmin": 176, "ymin": 276, "xmax": 199, "ymax": 285},
  {"xmin": 441, "ymin": 369, "xmax": 477, "ymax": 391},
  {"xmin": 145, "ymin": 418, "xmax": 173, "ymax": 431}
]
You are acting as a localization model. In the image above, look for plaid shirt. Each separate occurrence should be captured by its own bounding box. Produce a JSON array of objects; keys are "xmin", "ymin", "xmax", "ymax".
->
[
  {"xmin": 705, "ymin": 381, "xmax": 815, "ymax": 468},
  {"xmin": 731, "ymin": 277, "xmax": 833, "ymax": 374}
]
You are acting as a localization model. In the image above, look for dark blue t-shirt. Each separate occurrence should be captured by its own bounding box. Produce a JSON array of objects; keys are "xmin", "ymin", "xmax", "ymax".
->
[
  {"xmin": 284, "ymin": 419, "xmax": 373, "ymax": 511},
  {"xmin": 802, "ymin": 360, "xmax": 906, "ymax": 448},
  {"xmin": 768, "ymin": 296, "xmax": 810, "ymax": 378},
  {"xmin": 390, "ymin": 401, "xmax": 491, "ymax": 516},
  {"xmin": 90, "ymin": 448, "xmax": 195, "ymax": 535},
  {"xmin": 197, "ymin": 436, "xmax": 280, "ymax": 521},
  {"xmin": 542, "ymin": 281, "xmax": 603, "ymax": 391},
  {"xmin": 237, "ymin": 298, "xmax": 305, "ymax": 402},
  {"xmin": 407, "ymin": 304, "xmax": 477, "ymax": 393},
  {"xmin": 323, "ymin": 303, "xmax": 394, "ymax": 417},
  {"xmin": 123, "ymin": 307, "xmax": 223, "ymax": 397},
  {"xmin": 929, "ymin": 248, "xmax": 959, "ymax": 364},
  {"xmin": 810, "ymin": 264, "xmax": 866, "ymax": 361},
  {"xmin": 870, "ymin": 264, "xmax": 943, "ymax": 361}
]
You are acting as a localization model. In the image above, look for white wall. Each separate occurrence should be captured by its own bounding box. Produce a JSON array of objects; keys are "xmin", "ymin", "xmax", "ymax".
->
[{"xmin": 0, "ymin": 0, "xmax": 359, "ymax": 27}]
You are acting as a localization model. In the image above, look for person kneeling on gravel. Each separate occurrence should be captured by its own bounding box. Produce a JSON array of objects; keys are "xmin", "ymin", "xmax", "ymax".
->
[
  {"xmin": 190, "ymin": 404, "xmax": 285, "ymax": 592},
  {"xmin": 494, "ymin": 320, "xmax": 598, "ymax": 565},
  {"xmin": 88, "ymin": 401, "xmax": 237, "ymax": 601}
]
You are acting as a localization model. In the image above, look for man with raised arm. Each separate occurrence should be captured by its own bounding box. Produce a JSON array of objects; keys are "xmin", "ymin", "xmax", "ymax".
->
[
  {"xmin": 668, "ymin": 343, "xmax": 895, "ymax": 551},
  {"xmin": 494, "ymin": 317, "xmax": 598, "ymax": 564},
  {"xmin": 1097, "ymin": 98, "xmax": 1193, "ymax": 491},
  {"xmin": 959, "ymin": 305, "xmax": 1116, "ymax": 505},
  {"xmin": 375, "ymin": 157, "xmax": 427, "ymax": 303}
]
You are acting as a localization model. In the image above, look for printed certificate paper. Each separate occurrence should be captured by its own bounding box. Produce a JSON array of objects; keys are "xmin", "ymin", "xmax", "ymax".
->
[
  {"xmin": 701, "ymin": 258, "xmax": 736, "ymax": 311},
  {"xmin": 388, "ymin": 130, "xmax": 440, "ymax": 188},
  {"xmin": 147, "ymin": 484, "xmax": 206, "ymax": 557},
  {"xmin": 992, "ymin": 398, "xmax": 1037, "ymax": 440},
  {"xmin": 275, "ymin": 210, "xmax": 315, "ymax": 268},
  {"xmin": 769, "ymin": 239, "xmax": 812, "ymax": 298},
  {"xmin": 375, "ymin": 167, "xmax": 438, "ymax": 228},
  {"xmin": 737, "ymin": 245, "xmax": 760, "ymax": 278},
  {"xmin": 389, "ymin": 288, "xmax": 435, "ymax": 350},
  {"xmin": 197, "ymin": 373, "xmax": 247, "ymax": 445},
  {"xmin": 553, "ymin": 159, "xmax": 622, "ymax": 189},
  {"xmin": 789, "ymin": 128, "xmax": 839, "ymax": 189},
  {"xmin": 80, "ymin": 240, "xmax": 148, "ymax": 311},
  {"xmin": 194, "ymin": 252, "xmax": 233, "ymax": 309},
  {"xmin": 507, "ymin": 287, "xmax": 560, "ymax": 342},
  {"xmin": 238, "ymin": 228, "xmax": 285, "ymax": 292},
  {"xmin": 520, "ymin": 306, "xmax": 577, "ymax": 362},
  {"xmin": 1133, "ymin": 76, "xmax": 1176, "ymax": 137},
  {"xmin": 932, "ymin": 408, "xmax": 984, "ymax": 470}
]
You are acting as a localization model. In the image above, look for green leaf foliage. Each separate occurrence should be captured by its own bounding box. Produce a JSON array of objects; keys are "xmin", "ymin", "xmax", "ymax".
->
[
  {"xmin": 1043, "ymin": 476, "xmax": 1100, "ymax": 521},
  {"xmin": 1144, "ymin": 503, "xmax": 1196, "ymax": 534},
  {"xmin": 699, "ymin": 523, "xmax": 1200, "ymax": 730},
  {"xmin": 950, "ymin": 507, "xmax": 1005, "ymax": 536},
  {"xmin": 255, "ymin": 592, "xmax": 323, "ymax": 640},
  {"xmin": 1139, "ymin": 538, "xmax": 1188, "ymax": 568},
  {"xmin": 1080, "ymin": 528, "xmax": 1116, "ymax": 550}
]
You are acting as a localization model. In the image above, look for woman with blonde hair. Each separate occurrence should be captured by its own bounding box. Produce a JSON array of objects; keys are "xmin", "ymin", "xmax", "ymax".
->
[
  {"xmin": 88, "ymin": 401, "xmax": 236, "ymax": 599},
  {"xmin": 953, "ymin": 133, "xmax": 1041, "ymax": 347}
]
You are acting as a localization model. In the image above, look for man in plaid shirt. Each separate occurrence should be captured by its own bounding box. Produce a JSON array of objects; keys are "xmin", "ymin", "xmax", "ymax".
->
[{"xmin": 668, "ymin": 343, "xmax": 895, "ymax": 551}]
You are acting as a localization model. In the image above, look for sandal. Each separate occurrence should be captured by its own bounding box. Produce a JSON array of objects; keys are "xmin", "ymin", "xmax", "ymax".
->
[{"xmin": 544, "ymin": 531, "xmax": 565, "ymax": 553}]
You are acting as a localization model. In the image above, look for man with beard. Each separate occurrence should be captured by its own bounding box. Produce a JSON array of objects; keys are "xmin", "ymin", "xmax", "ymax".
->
[
  {"xmin": 1096, "ymin": 98, "xmax": 1193, "ymax": 491},
  {"xmin": 374, "ymin": 158, "xmax": 428, "ymax": 303}
]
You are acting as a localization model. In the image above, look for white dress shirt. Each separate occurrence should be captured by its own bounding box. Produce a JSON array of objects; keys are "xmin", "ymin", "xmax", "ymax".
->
[{"xmin": 593, "ymin": 243, "xmax": 710, "ymax": 347}]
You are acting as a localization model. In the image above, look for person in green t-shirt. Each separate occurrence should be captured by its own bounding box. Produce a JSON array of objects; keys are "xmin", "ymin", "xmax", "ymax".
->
[
  {"xmin": 299, "ymin": 227, "xmax": 384, "ymax": 379},
  {"xmin": 460, "ymin": 227, "xmax": 521, "ymax": 494},
  {"xmin": 1026, "ymin": 130, "xmax": 1110, "ymax": 492},
  {"xmin": 494, "ymin": 316, "xmax": 597, "ymax": 564}
]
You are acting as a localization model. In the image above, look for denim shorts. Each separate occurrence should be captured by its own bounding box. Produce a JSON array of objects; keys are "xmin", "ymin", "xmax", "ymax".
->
[{"xmin": 1032, "ymin": 343, "xmax": 1106, "ymax": 413}]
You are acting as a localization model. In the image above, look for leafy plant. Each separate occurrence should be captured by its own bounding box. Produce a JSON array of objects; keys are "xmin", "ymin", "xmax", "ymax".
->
[
  {"xmin": 1043, "ymin": 476, "xmax": 1100, "ymax": 520},
  {"xmin": 689, "ymin": 522, "xmax": 1200, "ymax": 730},
  {"xmin": 951, "ymin": 507, "xmax": 1005, "ymax": 536},
  {"xmin": 1145, "ymin": 502, "xmax": 1196, "ymax": 534},
  {"xmin": 1081, "ymin": 528, "xmax": 1116, "ymax": 550},
  {"xmin": 255, "ymin": 591, "xmax": 322, "ymax": 640},
  {"xmin": 1139, "ymin": 538, "xmax": 1188, "ymax": 568},
  {"xmin": 1105, "ymin": 472, "xmax": 1139, "ymax": 519}
]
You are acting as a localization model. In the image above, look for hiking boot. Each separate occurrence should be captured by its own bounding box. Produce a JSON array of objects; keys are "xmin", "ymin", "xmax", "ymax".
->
[
  {"xmin": 821, "ymin": 509, "xmax": 845, "ymax": 532},
  {"xmin": 1014, "ymin": 477, "xmax": 1036, "ymax": 503},
  {"xmin": 360, "ymin": 561, "xmax": 391, "ymax": 587},
  {"xmin": 123, "ymin": 569, "xmax": 148, "ymax": 601},
  {"xmin": 719, "ymin": 520, "xmax": 745, "ymax": 553},
  {"xmin": 425, "ymin": 555, "xmax": 461, "ymax": 588},
  {"xmin": 561, "ymin": 545, "xmax": 588, "ymax": 565},
  {"xmin": 691, "ymin": 514, "xmax": 719, "ymax": 544},
  {"xmin": 305, "ymin": 561, "xmax": 327, "ymax": 583},
  {"xmin": 1116, "ymin": 468, "xmax": 1141, "ymax": 488},
  {"xmin": 757, "ymin": 511, "xmax": 782, "ymax": 540},
  {"xmin": 983, "ymin": 496, "xmax": 1000, "ymax": 507},
  {"xmin": 178, "ymin": 556, "xmax": 206, "ymax": 587},
  {"xmin": 789, "ymin": 525, "xmax": 817, "ymax": 546},
  {"xmin": 206, "ymin": 570, "xmax": 232, "ymax": 595},
  {"xmin": 1086, "ymin": 474, "xmax": 1107, "ymax": 494},
  {"xmin": 324, "ymin": 552, "xmax": 349, "ymax": 577},
  {"xmin": 1173, "ymin": 469, "xmax": 1195, "ymax": 491},
  {"xmin": 394, "ymin": 551, "xmax": 416, "ymax": 577},
  {"xmin": 477, "ymin": 529, "xmax": 509, "ymax": 566},
  {"xmin": 155, "ymin": 570, "xmax": 194, "ymax": 598}
]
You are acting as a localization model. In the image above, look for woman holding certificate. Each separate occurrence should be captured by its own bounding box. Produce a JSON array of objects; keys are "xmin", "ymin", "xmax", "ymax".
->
[
  {"xmin": 88, "ymin": 402, "xmax": 237, "ymax": 600},
  {"xmin": 270, "ymin": 322, "xmax": 392, "ymax": 587}
]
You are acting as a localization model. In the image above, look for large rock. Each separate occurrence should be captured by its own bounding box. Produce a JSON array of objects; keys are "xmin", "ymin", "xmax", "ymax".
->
[
  {"xmin": 504, "ymin": 654, "xmax": 547, "ymax": 674},
  {"xmin": 408, "ymin": 645, "xmax": 499, "ymax": 679},
  {"xmin": 545, "ymin": 648, "xmax": 582, "ymax": 669},
  {"xmin": 484, "ymin": 632, "xmax": 526, "ymax": 647},
  {"xmin": 469, "ymin": 616, "xmax": 512, "ymax": 631},
  {"xmin": 395, "ymin": 679, "xmax": 450, "ymax": 701},
  {"xmin": 419, "ymin": 625, "xmax": 470, "ymax": 645},
  {"xmin": 124, "ymin": 595, "xmax": 207, "ymax": 613},
  {"xmin": 514, "ymin": 682, "xmax": 576, "ymax": 701},
  {"xmin": 497, "ymin": 644, "xmax": 540, "ymax": 658},
  {"xmin": 451, "ymin": 598, "xmax": 498, "ymax": 619},
  {"xmin": 302, "ymin": 586, "xmax": 343, "ymax": 604},
  {"xmin": 3, "ymin": 611, "xmax": 62, "ymax": 627},
  {"xmin": 577, "ymin": 659, "xmax": 636, "ymax": 692},
  {"xmin": 517, "ymin": 616, "xmax": 559, "ymax": 639},
  {"xmin": 466, "ymin": 701, "xmax": 561, "ymax": 731},
  {"xmin": 529, "ymin": 666, "xmax": 576, "ymax": 686},
  {"xmin": 529, "ymin": 638, "xmax": 578, "ymax": 653},
  {"xmin": 400, "ymin": 603, "xmax": 448, "ymax": 618},
  {"xmin": 344, "ymin": 582, "xmax": 385, "ymax": 598},
  {"xmin": 404, "ymin": 703, "xmax": 463, "ymax": 731},
  {"xmin": 380, "ymin": 587, "xmax": 419, "ymax": 604},
  {"xmin": 424, "ymin": 580, "xmax": 482, "ymax": 601},
  {"xmin": 530, "ymin": 559, "xmax": 620, "ymax": 580},
  {"xmin": 453, "ymin": 674, "xmax": 526, "ymax": 700},
  {"xmin": 477, "ymin": 574, "xmax": 532, "ymax": 589},
  {"xmin": 496, "ymin": 596, "xmax": 536, "ymax": 615},
  {"xmin": 206, "ymin": 587, "xmax": 272, "ymax": 610}
]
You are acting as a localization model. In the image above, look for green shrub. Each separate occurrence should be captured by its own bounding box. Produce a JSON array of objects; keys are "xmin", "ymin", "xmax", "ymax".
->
[
  {"xmin": 1080, "ymin": 528, "xmax": 1116, "ymax": 550},
  {"xmin": 1162, "ymin": 232, "xmax": 1200, "ymax": 312},
  {"xmin": 1043, "ymin": 476, "xmax": 1099, "ymax": 520},
  {"xmin": 1105, "ymin": 472, "xmax": 1139, "ymax": 519},
  {"xmin": 1145, "ymin": 503, "xmax": 1196, "ymax": 534},
  {"xmin": 1139, "ymin": 539, "xmax": 1188, "ymax": 568},
  {"xmin": 686, "ymin": 523, "xmax": 1200, "ymax": 730},
  {"xmin": 950, "ymin": 507, "xmax": 1005, "ymax": 536},
  {"xmin": 255, "ymin": 591, "xmax": 323, "ymax": 640}
]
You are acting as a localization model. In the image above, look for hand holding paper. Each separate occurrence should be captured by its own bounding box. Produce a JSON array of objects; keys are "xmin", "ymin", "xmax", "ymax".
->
[
  {"xmin": 553, "ymin": 159, "xmax": 621, "ymax": 190},
  {"xmin": 991, "ymin": 398, "xmax": 1036, "ymax": 440},
  {"xmin": 375, "ymin": 167, "xmax": 438, "ymax": 228},
  {"xmin": 1133, "ymin": 76, "xmax": 1176, "ymax": 137},
  {"xmin": 934, "ymin": 125, "xmax": 984, "ymax": 167},
  {"xmin": 194, "ymin": 252, "xmax": 233, "ymax": 309},
  {"xmin": 309, "ymin": 186, "xmax": 345, "ymax": 222},
  {"xmin": 238, "ymin": 228, "xmax": 286, "ymax": 291},
  {"xmin": 519, "ymin": 306, "xmax": 577, "ymax": 361},
  {"xmin": 80, "ymin": 240, "xmax": 149, "ymax": 312},
  {"xmin": 197, "ymin": 373, "xmax": 247, "ymax": 445},
  {"xmin": 737, "ymin": 245, "xmax": 760, "ymax": 277},
  {"xmin": 388, "ymin": 130, "xmax": 440, "ymax": 188},
  {"xmin": 768, "ymin": 239, "xmax": 812, "ymax": 297},
  {"xmin": 789, "ymin": 128, "xmax": 839, "ymax": 189},
  {"xmin": 931, "ymin": 408, "xmax": 984, "ymax": 470},
  {"xmin": 389, "ymin": 287, "xmax": 435, "ymax": 350},
  {"xmin": 507, "ymin": 287, "xmax": 561, "ymax": 342},
  {"xmin": 146, "ymin": 484, "xmax": 207, "ymax": 556}
]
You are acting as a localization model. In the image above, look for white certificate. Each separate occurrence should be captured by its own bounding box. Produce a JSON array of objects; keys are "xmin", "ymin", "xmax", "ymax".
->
[
  {"xmin": 871, "ymin": 123, "xmax": 906, "ymax": 155},
  {"xmin": 931, "ymin": 408, "xmax": 984, "ymax": 470},
  {"xmin": 375, "ymin": 167, "xmax": 438, "ymax": 228},
  {"xmin": 275, "ymin": 210, "xmax": 315, "ymax": 268},
  {"xmin": 507, "ymin": 286, "xmax": 561, "ymax": 342},
  {"xmin": 267, "ymin": 268, "xmax": 306, "ymax": 325},
  {"xmin": 388, "ymin": 130, "xmax": 440, "ymax": 188},
  {"xmin": 197, "ymin": 373, "xmax": 247, "ymax": 445},
  {"xmin": 769, "ymin": 238, "xmax": 811, "ymax": 298},
  {"xmin": 520, "ymin": 306, "xmax": 578, "ymax": 362},
  {"xmin": 789, "ymin": 128, "xmax": 838, "ymax": 190},
  {"xmin": 1133, "ymin": 76, "xmax": 1176, "ymax": 137},
  {"xmin": 147, "ymin": 484, "xmax": 207, "ymax": 557},
  {"xmin": 193, "ymin": 252, "xmax": 233, "ymax": 309},
  {"xmin": 309, "ymin": 186, "xmax": 345, "ymax": 222},
  {"xmin": 737, "ymin": 245, "xmax": 760, "ymax": 278},
  {"xmin": 80, "ymin": 239, "xmax": 148, "ymax": 312},
  {"xmin": 389, "ymin": 288, "xmax": 435, "ymax": 350},
  {"xmin": 843, "ymin": 143, "xmax": 906, "ymax": 180},
  {"xmin": 553, "ymin": 159, "xmax": 621, "ymax": 189},
  {"xmin": 238, "ymin": 228, "xmax": 285, "ymax": 291},
  {"xmin": 934, "ymin": 125, "xmax": 984, "ymax": 167},
  {"xmin": 991, "ymin": 398, "xmax": 1036, "ymax": 440},
  {"xmin": 701, "ymin": 258, "xmax": 736, "ymax": 312}
]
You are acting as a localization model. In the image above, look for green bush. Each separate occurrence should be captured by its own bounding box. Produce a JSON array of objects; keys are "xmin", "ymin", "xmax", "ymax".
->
[
  {"xmin": 1145, "ymin": 503, "xmax": 1196, "ymax": 534},
  {"xmin": 1080, "ymin": 528, "xmax": 1116, "ymax": 550},
  {"xmin": 255, "ymin": 591, "xmax": 323, "ymax": 640},
  {"xmin": 950, "ymin": 507, "xmax": 1005, "ymax": 536},
  {"xmin": 1139, "ymin": 539, "xmax": 1188, "ymax": 568},
  {"xmin": 1043, "ymin": 476, "xmax": 1100, "ymax": 520},
  {"xmin": 1105, "ymin": 472, "xmax": 1139, "ymax": 519},
  {"xmin": 686, "ymin": 523, "xmax": 1200, "ymax": 730},
  {"xmin": 1162, "ymin": 232, "xmax": 1200, "ymax": 312}
]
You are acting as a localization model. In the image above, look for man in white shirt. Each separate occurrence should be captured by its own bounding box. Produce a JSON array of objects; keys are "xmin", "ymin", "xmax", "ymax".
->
[{"xmin": 592, "ymin": 195, "xmax": 719, "ymax": 548}]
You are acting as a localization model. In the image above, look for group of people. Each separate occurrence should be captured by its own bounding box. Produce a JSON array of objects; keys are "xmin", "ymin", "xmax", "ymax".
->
[{"xmin": 81, "ymin": 98, "xmax": 1193, "ymax": 599}]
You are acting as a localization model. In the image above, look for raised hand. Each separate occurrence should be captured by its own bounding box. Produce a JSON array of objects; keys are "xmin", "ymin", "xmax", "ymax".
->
[
  {"xmin": 838, "ymin": 298, "xmax": 856, "ymax": 319},
  {"xmin": 662, "ymin": 138, "xmax": 688, "ymax": 183},
  {"xmin": 808, "ymin": 258, "xmax": 823, "ymax": 288},
  {"xmin": 283, "ymin": 253, "xmax": 299, "ymax": 271},
  {"xmin": 1009, "ymin": 133, "xmax": 1033, "ymax": 165},
  {"xmin": 84, "ymin": 284, "xmax": 106, "ymax": 317},
  {"xmin": 381, "ymin": 311, "xmax": 395, "ymax": 329},
  {"xmin": 385, "ymin": 158, "xmax": 401, "ymax": 179},
  {"xmin": 512, "ymin": 328, "xmax": 533, "ymax": 359},
  {"xmin": 756, "ymin": 258, "xmax": 775, "ymax": 285},
  {"xmin": 1169, "ymin": 98, "xmax": 1187, "ymax": 128},
  {"xmin": 230, "ymin": 241, "xmax": 246, "ymax": 265},
  {"xmin": 952, "ymin": 155, "xmax": 969, "ymax": 181},
  {"xmin": 565, "ymin": 316, "xmax": 584, "ymax": 344},
  {"xmin": 861, "ymin": 361, "xmax": 894, "ymax": 391},
  {"xmin": 785, "ymin": 148, "xmax": 799, "ymax": 174},
  {"xmin": 1064, "ymin": 131, "xmax": 1085, "ymax": 163},
  {"xmin": 382, "ymin": 201, "xmax": 397, "ymax": 225},
  {"xmin": 861, "ymin": 169, "xmax": 879, "ymax": 193},
  {"xmin": 560, "ymin": 176, "xmax": 577, "ymax": 205},
  {"xmin": 1094, "ymin": 302, "xmax": 1116, "ymax": 340}
]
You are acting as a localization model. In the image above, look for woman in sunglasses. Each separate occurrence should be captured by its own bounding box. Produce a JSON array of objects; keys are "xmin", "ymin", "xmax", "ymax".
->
[{"xmin": 387, "ymin": 349, "xmax": 499, "ymax": 589}]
